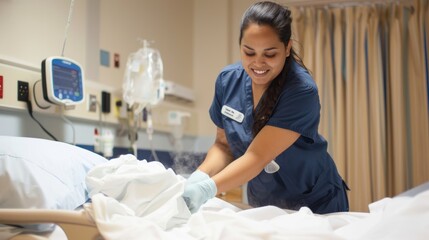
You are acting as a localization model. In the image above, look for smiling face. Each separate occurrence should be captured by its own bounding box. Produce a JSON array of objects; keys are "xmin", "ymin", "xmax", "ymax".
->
[{"xmin": 240, "ymin": 23, "xmax": 291, "ymax": 90}]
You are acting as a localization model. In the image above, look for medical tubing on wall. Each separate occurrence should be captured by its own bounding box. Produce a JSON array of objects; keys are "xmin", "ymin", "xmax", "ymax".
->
[
  {"xmin": 127, "ymin": 104, "xmax": 141, "ymax": 156},
  {"xmin": 132, "ymin": 113, "xmax": 139, "ymax": 156},
  {"xmin": 96, "ymin": 100, "xmax": 104, "ymax": 134},
  {"xmin": 61, "ymin": 115, "xmax": 76, "ymax": 145},
  {"xmin": 61, "ymin": 0, "xmax": 75, "ymax": 56},
  {"xmin": 146, "ymin": 106, "xmax": 160, "ymax": 162}
]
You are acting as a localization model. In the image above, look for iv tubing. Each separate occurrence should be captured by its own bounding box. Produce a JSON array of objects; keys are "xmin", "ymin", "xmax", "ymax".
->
[
  {"xmin": 61, "ymin": 0, "xmax": 75, "ymax": 56},
  {"xmin": 146, "ymin": 106, "xmax": 160, "ymax": 162}
]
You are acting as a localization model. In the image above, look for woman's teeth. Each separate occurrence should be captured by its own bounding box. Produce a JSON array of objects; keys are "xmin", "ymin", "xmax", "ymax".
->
[{"xmin": 253, "ymin": 69, "xmax": 267, "ymax": 75}]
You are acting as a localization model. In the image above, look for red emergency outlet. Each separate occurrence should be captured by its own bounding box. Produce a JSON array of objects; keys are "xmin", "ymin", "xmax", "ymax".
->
[{"xmin": 0, "ymin": 75, "xmax": 3, "ymax": 99}]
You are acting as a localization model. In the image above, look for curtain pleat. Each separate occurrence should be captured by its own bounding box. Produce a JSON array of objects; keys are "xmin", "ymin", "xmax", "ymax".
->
[
  {"xmin": 315, "ymin": 9, "xmax": 336, "ymax": 155},
  {"xmin": 352, "ymin": 6, "xmax": 372, "ymax": 211},
  {"xmin": 333, "ymin": 8, "xmax": 347, "ymax": 178},
  {"xmin": 324, "ymin": 10, "xmax": 336, "ymax": 156},
  {"xmin": 314, "ymin": 9, "xmax": 325, "ymax": 89},
  {"xmin": 408, "ymin": 0, "xmax": 429, "ymax": 187},
  {"xmin": 387, "ymin": 4, "xmax": 408, "ymax": 195},
  {"xmin": 291, "ymin": 7, "xmax": 305, "ymax": 58},
  {"xmin": 303, "ymin": 8, "xmax": 317, "ymax": 74},
  {"xmin": 425, "ymin": 0, "xmax": 429, "ymax": 110},
  {"xmin": 344, "ymin": 7, "xmax": 360, "ymax": 210},
  {"xmin": 367, "ymin": 6, "xmax": 387, "ymax": 200}
]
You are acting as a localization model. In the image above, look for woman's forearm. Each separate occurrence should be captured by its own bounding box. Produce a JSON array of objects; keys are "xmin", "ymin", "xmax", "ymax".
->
[
  {"xmin": 212, "ymin": 126, "xmax": 300, "ymax": 194},
  {"xmin": 198, "ymin": 142, "xmax": 234, "ymax": 177},
  {"xmin": 212, "ymin": 151, "xmax": 264, "ymax": 194},
  {"xmin": 198, "ymin": 127, "xmax": 234, "ymax": 177}
]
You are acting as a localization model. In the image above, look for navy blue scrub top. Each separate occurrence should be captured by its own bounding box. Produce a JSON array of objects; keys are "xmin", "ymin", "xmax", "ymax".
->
[{"xmin": 209, "ymin": 61, "xmax": 349, "ymax": 214}]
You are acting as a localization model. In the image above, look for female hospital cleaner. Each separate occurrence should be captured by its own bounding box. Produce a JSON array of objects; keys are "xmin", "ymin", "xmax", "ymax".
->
[{"xmin": 183, "ymin": 1, "xmax": 349, "ymax": 214}]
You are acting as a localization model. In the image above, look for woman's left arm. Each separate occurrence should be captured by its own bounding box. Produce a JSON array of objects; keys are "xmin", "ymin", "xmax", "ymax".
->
[{"xmin": 212, "ymin": 125, "xmax": 300, "ymax": 193}]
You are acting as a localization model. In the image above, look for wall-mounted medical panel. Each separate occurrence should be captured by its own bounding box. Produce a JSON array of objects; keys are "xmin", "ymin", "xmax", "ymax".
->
[{"xmin": 0, "ymin": 58, "xmax": 198, "ymax": 136}]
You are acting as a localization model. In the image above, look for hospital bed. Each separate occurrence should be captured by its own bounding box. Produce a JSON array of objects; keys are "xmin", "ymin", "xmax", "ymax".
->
[
  {"xmin": 1, "ymin": 136, "xmax": 428, "ymax": 240},
  {"xmin": 0, "ymin": 209, "xmax": 98, "ymax": 240}
]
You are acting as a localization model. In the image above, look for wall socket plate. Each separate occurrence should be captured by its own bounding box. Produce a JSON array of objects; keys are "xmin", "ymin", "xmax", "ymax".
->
[
  {"xmin": 17, "ymin": 80, "xmax": 29, "ymax": 102},
  {"xmin": 88, "ymin": 94, "xmax": 97, "ymax": 112}
]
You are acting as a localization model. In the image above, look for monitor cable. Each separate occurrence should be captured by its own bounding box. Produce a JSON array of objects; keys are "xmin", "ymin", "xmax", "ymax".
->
[
  {"xmin": 32, "ymin": 80, "xmax": 77, "ymax": 144},
  {"xmin": 61, "ymin": 115, "xmax": 76, "ymax": 145},
  {"xmin": 25, "ymin": 98, "xmax": 58, "ymax": 141}
]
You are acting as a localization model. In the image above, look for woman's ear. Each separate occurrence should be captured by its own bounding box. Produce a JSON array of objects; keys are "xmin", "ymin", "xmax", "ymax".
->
[{"xmin": 286, "ymin": 40, "xmax": 292, "ymax": 57}]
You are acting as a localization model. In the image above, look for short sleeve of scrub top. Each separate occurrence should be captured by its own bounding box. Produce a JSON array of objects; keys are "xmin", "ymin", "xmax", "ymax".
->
[
  {"xmin": 209, "ymin": 70, "xmax": 225, "ymax": 129},
  {"xmin": 266, "ymin": 71, "xmax": 321, "ymax": 142}
]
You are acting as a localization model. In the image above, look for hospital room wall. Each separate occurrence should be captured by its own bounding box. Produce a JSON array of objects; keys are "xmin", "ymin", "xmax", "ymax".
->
[
  {"xmin": 193, "ymin": 0, "xmax": 284, "ymax": 136},
  {"xmin": 192, "ymin": 0, "xmax": 230, "ymax": 137},
  {"xmin": 0, "ymin": 0, "xmax": 213, "ymax": 162},
  {"xmin": 0, "ymin": 0, "xmax": 195, "ymax": 88}
]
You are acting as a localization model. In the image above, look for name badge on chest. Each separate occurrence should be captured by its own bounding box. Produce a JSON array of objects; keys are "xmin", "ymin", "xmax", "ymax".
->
[{"xmin": 221, "ymin": 105, "xmax": 244, "ymax": 123}]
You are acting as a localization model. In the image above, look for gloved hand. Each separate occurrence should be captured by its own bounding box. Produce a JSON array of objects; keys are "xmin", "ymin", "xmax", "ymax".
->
[
  {"xmin": 182, "ymin": 176, "xmax": 217, "ymax": 213},
  {"xmin": 186, "ymin": 170, "xmax": 210, "ymax": 184}
]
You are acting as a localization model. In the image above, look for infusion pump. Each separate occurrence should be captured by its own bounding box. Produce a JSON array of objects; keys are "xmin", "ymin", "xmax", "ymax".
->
[{"xmin": 41, "ymin": 56, "xmax": 84, "ymax": 106}]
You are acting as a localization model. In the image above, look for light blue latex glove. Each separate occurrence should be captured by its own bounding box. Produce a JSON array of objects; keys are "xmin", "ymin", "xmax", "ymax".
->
[
  {"xmin": 183, "ymin": 178, "xmax": 217, "ymax": 213},
  {"xmin": 186, "ymin": 170, "xmax": 210, "ymax": 184}
]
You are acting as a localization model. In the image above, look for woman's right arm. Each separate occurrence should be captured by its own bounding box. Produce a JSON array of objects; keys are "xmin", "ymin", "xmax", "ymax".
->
[{"xmin": 198, "ymin": 127, "xmax": 234, "ymax": 177}]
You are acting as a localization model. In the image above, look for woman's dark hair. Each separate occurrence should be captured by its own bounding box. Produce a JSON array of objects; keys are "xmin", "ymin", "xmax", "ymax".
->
[{"xmin": 239, "ymin": 1, "xmax": 307, "ymax": 137}]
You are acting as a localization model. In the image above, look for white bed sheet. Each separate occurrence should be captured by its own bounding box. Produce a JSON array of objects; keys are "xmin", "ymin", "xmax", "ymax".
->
[
  {"xmin": 81, "ymin": 191, "xmax": 429, "ymax": 240},
  {"xmin": 84, "ymin": 154, "xmax": 429, "ymax": 240}
]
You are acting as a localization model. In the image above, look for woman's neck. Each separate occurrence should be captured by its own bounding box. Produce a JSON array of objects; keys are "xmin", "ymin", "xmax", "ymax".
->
[{"xmin": 252, "ymin": 83, "xmax": 268, "ymax": 110}]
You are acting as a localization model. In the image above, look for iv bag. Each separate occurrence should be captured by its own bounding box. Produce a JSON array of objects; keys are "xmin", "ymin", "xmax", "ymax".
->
[{"xmin": 123, "ymin": 42, "xmax": 165, "ymax": 108}]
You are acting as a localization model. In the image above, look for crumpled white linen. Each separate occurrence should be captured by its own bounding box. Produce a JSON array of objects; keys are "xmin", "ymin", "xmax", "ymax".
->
[
  {"xmin": 191, "ymin": 191, "xmax": 429, "ymax": 240},
  {"xmin": 334, "ymin": 190, "xmax": 429, "ymax": 240},
  {"xmin": 84, "ymin": 154, "xmax": 429, "ymax": 240},
  {"xmin": 84, "ymin": 154, "xmax": 191, "ymax": 239},
  {"xmin": 190, "ymin": 201, "xmax": 346, "ymax": 240}
]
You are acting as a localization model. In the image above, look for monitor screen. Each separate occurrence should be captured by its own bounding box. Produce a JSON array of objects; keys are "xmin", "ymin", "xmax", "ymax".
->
[{"xmin": 51, "ymin": 58, "xmax": 84, "ymax": 102}]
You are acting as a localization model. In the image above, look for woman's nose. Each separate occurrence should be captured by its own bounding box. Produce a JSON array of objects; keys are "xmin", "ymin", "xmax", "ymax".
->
[{"xmin": 253, "ymin": 55, "xmax": 266, "ymax": 66}]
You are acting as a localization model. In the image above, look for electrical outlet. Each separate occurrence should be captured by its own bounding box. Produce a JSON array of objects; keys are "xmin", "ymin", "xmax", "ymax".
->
[
  {"xmin": 101, "ymin": 91, "xmax": 111, "ymax": 113},
  {"xmin": 88, "ymin": 94, "xmax": 97, "ymax": 112},
  {"xmin": 0, "ymin": 76, "xmax": 3, "ymax": 99},
  {"xmin": 17, "ymin": 80, "xmax": 29, "ymax": 102}
]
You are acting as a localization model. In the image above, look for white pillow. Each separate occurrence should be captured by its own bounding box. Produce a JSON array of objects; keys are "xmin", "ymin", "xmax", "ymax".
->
[{"xmin": 0, "ymin": 136, "xmax": 108, "ymax": 211}]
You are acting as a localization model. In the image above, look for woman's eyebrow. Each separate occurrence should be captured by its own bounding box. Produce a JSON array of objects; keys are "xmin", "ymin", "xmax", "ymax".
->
[{"xmin": 243, "ymin": 45, "xmax": 278, "ymax": 51}]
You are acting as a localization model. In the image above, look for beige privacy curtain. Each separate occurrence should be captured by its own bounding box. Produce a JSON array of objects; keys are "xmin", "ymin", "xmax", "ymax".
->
[{"xmin": 291, "ymin": 0, "xmax": 429, "ymax": 212}]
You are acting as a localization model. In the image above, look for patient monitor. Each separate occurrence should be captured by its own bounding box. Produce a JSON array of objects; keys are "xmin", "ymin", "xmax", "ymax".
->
[{"xmin": 41, "ymin": 56, "xmax": 85, "ymax": 106}]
